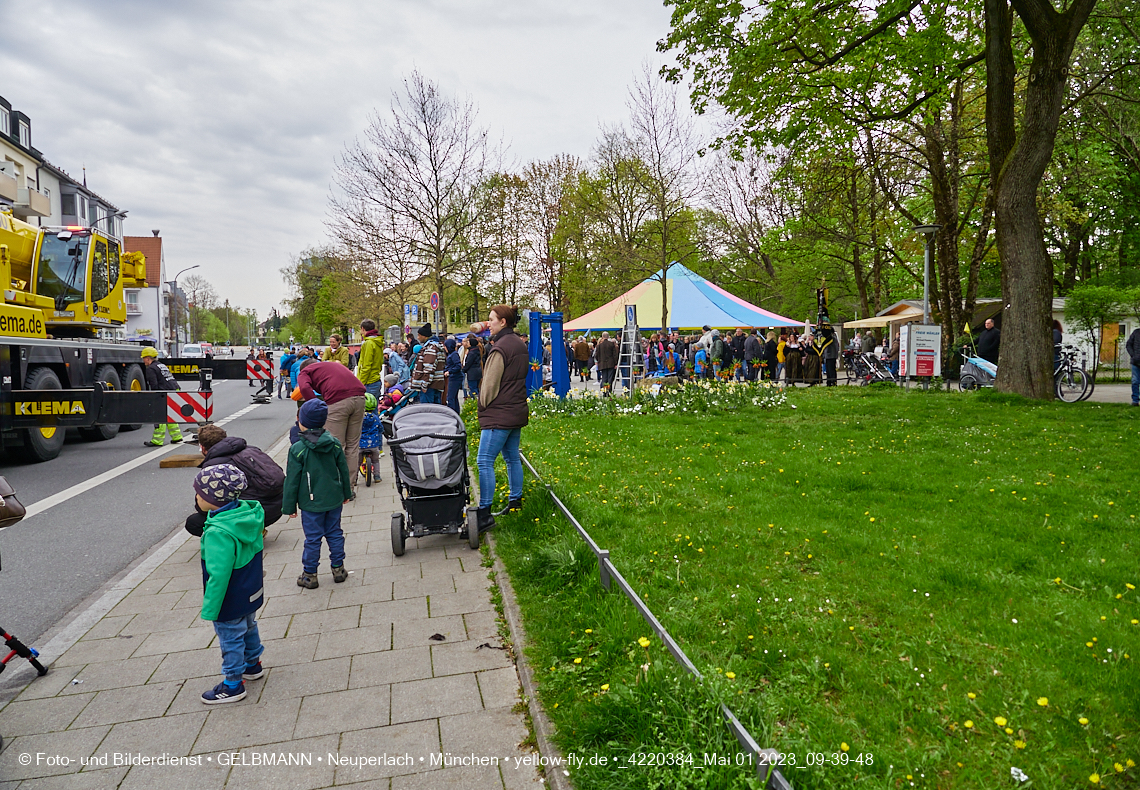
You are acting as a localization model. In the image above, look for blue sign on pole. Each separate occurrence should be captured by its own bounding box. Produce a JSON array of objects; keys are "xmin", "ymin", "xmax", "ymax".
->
[{"xmin": 411, "ymin": 305, "xmax": 419, "ymax": 321}]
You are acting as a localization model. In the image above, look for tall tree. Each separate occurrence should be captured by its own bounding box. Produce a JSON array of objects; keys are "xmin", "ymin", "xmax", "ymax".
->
[
  {"xmin": 330, "ymin": 70, "xmax": 491, "ymax": 335},
  {"xmin": 522, "ymin": 155, "xmax": 580, "ymax": 311}
]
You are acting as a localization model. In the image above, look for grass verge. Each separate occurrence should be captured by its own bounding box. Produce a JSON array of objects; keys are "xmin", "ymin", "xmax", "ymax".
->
[{"xmin": 476, "ymin": 386, "xmax": 1139, "ymax": 789}]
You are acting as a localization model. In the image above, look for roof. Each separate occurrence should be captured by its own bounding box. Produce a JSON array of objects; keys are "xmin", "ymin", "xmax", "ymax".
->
[
  {"xmin": 124, "ymin": 235, "xmax": 162, "ymax": 286},
  {"xmin": 563, "ymin": 263, "xmax": 800, "ymax": 331}
]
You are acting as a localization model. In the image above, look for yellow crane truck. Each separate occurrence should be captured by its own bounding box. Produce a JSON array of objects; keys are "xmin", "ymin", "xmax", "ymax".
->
[{"xmin": 0, "ymin": 209, "xmax": 244, "ymax": 462}]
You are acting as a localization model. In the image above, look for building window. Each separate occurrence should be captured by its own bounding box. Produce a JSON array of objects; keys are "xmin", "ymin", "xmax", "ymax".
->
[
  {"xmin": 18, "ymin": 121, "xmax": 29, "ymax": 149},
  {"xmin": 0, "ymin": 107, "xmax": 9, "ymax": 136},
  {"xmin": 61, "ymin": 193, "xmax": 75, "ymax": 216}
]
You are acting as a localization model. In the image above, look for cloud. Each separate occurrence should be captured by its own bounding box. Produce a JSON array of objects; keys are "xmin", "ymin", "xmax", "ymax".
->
[{"xmin": 2, "ymin": 0, "xmax": 675, "ymax": 320}]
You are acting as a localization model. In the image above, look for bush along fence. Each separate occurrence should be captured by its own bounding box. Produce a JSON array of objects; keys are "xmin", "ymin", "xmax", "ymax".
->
[{"xmin": 519, "ymin": 451, "xmax": 794, "ymax": 790}]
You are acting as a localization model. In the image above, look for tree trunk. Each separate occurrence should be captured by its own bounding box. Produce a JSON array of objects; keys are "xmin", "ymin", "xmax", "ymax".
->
[{"xmin": 986, "ymin": 0, "xmax": 1097, "ymax": 399}]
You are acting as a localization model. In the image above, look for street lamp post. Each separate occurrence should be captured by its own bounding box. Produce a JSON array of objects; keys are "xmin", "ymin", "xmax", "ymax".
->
[
  {"xmin": 913, "ymin": 226, "xmax": 940, "ymax": 325},
  {"xmin": 168, "ymin": 265, "xmax": 200, "ymax": 356}
]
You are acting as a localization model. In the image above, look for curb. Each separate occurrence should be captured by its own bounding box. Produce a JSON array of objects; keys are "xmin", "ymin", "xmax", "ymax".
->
[{"xmin": 488, "ymin": 532, "xmax": 573, "ymax": 790}]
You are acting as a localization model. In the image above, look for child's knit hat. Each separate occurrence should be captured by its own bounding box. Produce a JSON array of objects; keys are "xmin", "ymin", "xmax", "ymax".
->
[
  {"xmin": 299, "ymin": 398, "xmax": 328, "ymax": 429},
  {"xmin": 194, "ymin": 464, "xmax": 247, "ymax": 507}
]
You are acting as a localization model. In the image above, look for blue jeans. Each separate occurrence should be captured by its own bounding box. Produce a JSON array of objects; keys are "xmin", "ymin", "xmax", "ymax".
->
[
  {"xmin": 300, "ymin": 507, "xmax": 345, "ymax": 573},
  {"xmin": 447, "ymin": 376, "xmax": 463, "ymax": 413},
  {"xmin": 477, "ymin": 428, "xmax": 523, "ymax": 508},
  {"xmin": 419, "ymin": 388, "xmax": 442, "ymax": 405},
  {"xmin": 364, "ymin": 380, "xmax": 383, "ymax": 400},
  {"xmin": 1132, "ymin": 362, "xmax": 1139, "ymax": 404},
  {"xmin": 214, "ymin": 612, "xmax": 263, "ymax": 683}
]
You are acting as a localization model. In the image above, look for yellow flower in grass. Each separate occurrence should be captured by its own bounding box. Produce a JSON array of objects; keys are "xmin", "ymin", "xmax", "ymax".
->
[
  {"xmin": 584, "ymin": 629, "xmax": 592, "ymax": 634},
  {"xmin": 994, "ymin": 716, "xmax": 1008, "ymax": 727},
  {"xmin": 1014, "ymin": 740, "xmax": 1026, "ymax": 749},
  {"xmin": 840, "ymin": 743, "xmax": 849, "ymax": 752},
  {"xmin": 1037, "ymin": 697, "xmax": 1049, "ymax": 707},
  {"xmin": 1089, "ymin": 774, "xmax": 1100, "ymax": 784},
  {"xmin": 638, "ymin": 637, "xmax": 651, "ymax": 648},
  {"xmin": 725, "ymin": 672, "xmax": 736, "ymax": 679},
  {"xmin": 1115, "ymin": 763, "xmax": 1125, "ymax": 773},
  {"xmin": 1079, "ymin": 717, "xmax": 1089, "ymax": 725},
  {"xmin": 600, "ymin": 684, "xmax": 609, "ymax": 691},
  {"xmin": 573, "ymin": 657, "xmax": 582, "ymax": 664},
  {"xmin": 964, "ymin": 720, "xmax": 974, "ymax": 729},
  {"xmin": 967, "ymin": 692, "xmax": 976, "ymax": 699}
]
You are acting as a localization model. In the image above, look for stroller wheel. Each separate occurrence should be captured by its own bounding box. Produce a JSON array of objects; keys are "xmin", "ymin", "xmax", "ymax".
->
[
  {"xmin": 959, "ymin": 374, "xmax": 978, "ymax": 392},
  {"xmin": 391, "ymin": 512, "xmax": 406, "ymax": 556},
  {"xmin": 466, "ymin": 506, "xmax": 480, "ymax": 550}
]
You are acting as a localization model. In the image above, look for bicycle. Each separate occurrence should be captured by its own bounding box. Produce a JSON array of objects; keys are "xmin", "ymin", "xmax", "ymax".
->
[
  {"xmin": 1054, "ymin": 346, "xmax": 1091, "ymax": 402},
  {"xmin": 359, "ymin": 451, "xmax": 381, "ymax": 487}
]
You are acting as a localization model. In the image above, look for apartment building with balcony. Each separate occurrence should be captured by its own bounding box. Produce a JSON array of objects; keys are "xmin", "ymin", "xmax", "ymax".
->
[
  {"xmin": 1, "ymin": 94, "xmax": 124, "ymax": 236},
  {"xmin": 123, "ymin": 231, "xmax": 185, "ymax": 355}
]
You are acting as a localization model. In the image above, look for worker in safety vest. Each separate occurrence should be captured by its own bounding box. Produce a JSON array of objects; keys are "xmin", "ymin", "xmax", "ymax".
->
[{"xmin": 141, "ymin": 346, "xmax": 184, "ymax": 447}]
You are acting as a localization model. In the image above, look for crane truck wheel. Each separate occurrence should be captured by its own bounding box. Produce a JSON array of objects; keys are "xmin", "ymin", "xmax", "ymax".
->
[
  {"xmin": 118, "ymin": 364, "xmax": 146, "ymax": 431},
  {"xmin": 79, "ymin": 365, "xmax": 122, "ymax": 441},
  {"xmin": 20, "ymin": 367, "xmax": 67, "ymax": 463}
]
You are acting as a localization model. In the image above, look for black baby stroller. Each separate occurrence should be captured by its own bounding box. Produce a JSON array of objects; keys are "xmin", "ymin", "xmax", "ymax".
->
[{"xmin": 384, "ymin": 402, "xmax": 479, "ymax": 556}]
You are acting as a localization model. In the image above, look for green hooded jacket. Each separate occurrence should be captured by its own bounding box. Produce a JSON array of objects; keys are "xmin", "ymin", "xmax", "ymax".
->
[
  {"xmin": 355, "ymin": 335, "xmax": 386, "ymax": 385},
  {"xmin": 282, "ymin": 428, "xmax": 352, "ymax": 515},
  {"xmin": 200, "ymin": 499, "xmax": 265, "ymax": 621}
]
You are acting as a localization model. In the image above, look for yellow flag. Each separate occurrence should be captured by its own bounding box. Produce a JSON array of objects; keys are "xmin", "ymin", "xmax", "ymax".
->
[{"xmin": 963, "ymin": 322, "xmax": 972, "ymax": 334}]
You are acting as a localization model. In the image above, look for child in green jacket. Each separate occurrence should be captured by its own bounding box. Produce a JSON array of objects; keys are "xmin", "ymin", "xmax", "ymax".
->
[
  {"xmin": 283, "ymin": 399, "xmax": 353, "ymax": 589},
  {"xmin": 194, "ymin": 464, "xmax": 266, "ymax": 705}
]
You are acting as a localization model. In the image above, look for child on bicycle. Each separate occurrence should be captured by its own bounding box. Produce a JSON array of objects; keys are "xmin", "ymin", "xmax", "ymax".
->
[{"xmin": 359, "ymin": 393, "xmax": 382, "ymax": 483}]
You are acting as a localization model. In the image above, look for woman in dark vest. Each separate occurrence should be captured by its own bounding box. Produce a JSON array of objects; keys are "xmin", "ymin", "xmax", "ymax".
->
[{"xmin": 475, "ymin": 305, "xmax": 529, "ymax": 532}]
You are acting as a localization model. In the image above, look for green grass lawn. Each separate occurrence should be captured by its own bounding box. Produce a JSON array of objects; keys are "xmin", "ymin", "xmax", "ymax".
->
[{"xmin": 480, "ymin": 386, "xmax": 1140, "ymax": 790}]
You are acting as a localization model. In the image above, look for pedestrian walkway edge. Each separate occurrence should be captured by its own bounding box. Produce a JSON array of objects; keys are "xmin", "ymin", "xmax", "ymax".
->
[{"xmin": 487, "ymin": 532, "xmax": 573, "ymax": 790}]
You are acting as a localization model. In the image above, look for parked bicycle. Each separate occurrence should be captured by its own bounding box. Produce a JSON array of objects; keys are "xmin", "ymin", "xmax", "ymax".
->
[{"xmin": 1055, "ymin": 345, "xmax": 1093, "ymax": 402}]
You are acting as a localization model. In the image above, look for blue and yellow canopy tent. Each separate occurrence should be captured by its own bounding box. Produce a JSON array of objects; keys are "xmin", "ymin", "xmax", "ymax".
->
[{"xmin": 563, "ymin": 263, "xmax": 800, "ymax": 332}]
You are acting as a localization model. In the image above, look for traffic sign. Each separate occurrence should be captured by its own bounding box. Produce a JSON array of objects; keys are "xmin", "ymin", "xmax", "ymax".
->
[
  {"xmin": 411, "ymin": 305, "xmax": 419, "ymax": 320},
  {"xmin": 404, "ymin": 304, "xmax": 411, "ymax": 317},
  {"xmin": 429, "ymin": 292, "xmax": 440, "ymax": 311},
  {"xmin": 404, "ymin": 324, "xmax": 411, "ymax": 336}
]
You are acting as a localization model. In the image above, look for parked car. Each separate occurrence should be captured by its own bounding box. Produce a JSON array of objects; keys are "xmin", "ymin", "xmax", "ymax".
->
[{"xmin": 181, "ymin": 344, "xmax": 206, "ymax": 358}]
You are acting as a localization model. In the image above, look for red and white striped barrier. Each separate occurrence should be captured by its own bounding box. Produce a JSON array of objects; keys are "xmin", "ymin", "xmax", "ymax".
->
[
  {"xmin": 166, "ymin": 392, "xmax": 212, "ymax": 423},
  {"xmin": 247, "ymin": 360, "xmax": 274, "ymax": 380}
]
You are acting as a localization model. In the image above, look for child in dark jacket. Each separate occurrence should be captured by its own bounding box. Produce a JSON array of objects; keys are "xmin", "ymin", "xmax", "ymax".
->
[
  {"xmin": 194, "ymin": 464, "xmax": 266, "ymax": 705},
  {"xmin": 283, "ymin": 399, "xmax": 353, "ymax": 589}
]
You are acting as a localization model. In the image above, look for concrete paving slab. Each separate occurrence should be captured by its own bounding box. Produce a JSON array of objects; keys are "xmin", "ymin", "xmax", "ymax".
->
[
  {"xmin": 476, "ymin": 668, "xmax": 523, "ymax": 711},
  {"xmin": 427, "ymin": 593, "xmax": 494, "ymax": 619},
  {"xmin": 10, "ymin": 665, "xmax": 81, "ymax": 701},
  {"xmin": 314, "ymin": 623, "xmax": 393, "ymax": 661},
  {"xmin": 253, "ymin": 613, "xmax": 291, "ymax": 641},
  {"xmin": 359, "ymin": 598, "xmax": 428, "ymax": 628},
  {"xmin": 58, "ymin": 654, "xmax": 165, "ymax": 694},
  {"xmin": 70, "ymin": 681, "xmax": 181, "ymax": 728},
  {"xmin": 0, "ymin": 691, "xmax": 93, "ymax": 736},
  {"xmin": 131, "ymin": 624, "xmax": 216, "ymax": 656},
  {"xmin": 53, "ymin": 635, "xmax": 142, "ymax": 667},
  {"xmin": 393, "ymin": 577, "xmax": 457, "ymax": 601},
  {"xmin": 349, "ymin": 646, "xmax": 433, "ymax": 689},
  {"xmin": 0, "ymin": 725, "xmax": 111, "ymax": 780},
  {"xmin": 192, "ymin": 696, "xmax": 302, "ymax": 753},
  {"xmin": 80, "ymin": 614, "xmax": 132, "ymax": 640},
  {"xmin": 18, "ymin": 767, "xmax": 129, "ymax": 789},
  {"xmin": 117, "ymin": 761, "xmax": 230, "ymax": 790},
  {"xmin": 261, "ymin": 657, "xmax": 350, "ymax": 700},
  {"xmin": 390, "ymin": 674, "xmax": 482, "ymax": 724},
  {"xmin": 119, "ymin": 607, "xmax": 202, "ymax": 635},
  {"xmin": 286, "ymin": 605, "xmax": 360, "ymax": 638},
  {"xmin": 292, "ymin": 684, "xmax": 391, "ymax": 739},
  {"xmin": 97, "ymin": 710, "xmax": 207, "ymax": 756},
  {"xmin": 438, "ymin": 708, "xmax": 532, "ymax": 764},
  {"xmin": 431, "ymin": 641, "xmax": 512, "ymax": 677},
  {"xmin": 392, "ymin": 615, "xmax": 467, "ymax": 651},
  {"xmin": 259, "ymin": 589, "xmax": 332, "ymax": 619},
  {"xmin": 255, "ymin": 633, "xmax": 320, "ymax": 668},
  {"xmin": 328, "ymin": 583, "xmax": 402, "ymax": 610},
  {"xmin": 107, "ymin": 590, "xmax": 187, "ymax": 617},
  {"xmin": 463, "ymin": 611, "xmax": 503, "ymax": 641},
  {"xmin": 333, "ymin": 720, "xmax": 440, "ymax": 784},
  {"xmin": 149, "ymin": 647, "xmax": 227, "ymax": 684},
  {"xmin": 221, "ymin": 733, "xmax": 339, "ymax": 790},
  {"xmin": 390, "ymin": 764, "xmax": 505, "ymax": 790}
]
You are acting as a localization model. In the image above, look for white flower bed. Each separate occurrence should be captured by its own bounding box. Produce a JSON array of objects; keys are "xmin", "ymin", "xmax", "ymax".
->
[{"xmin": 529, "ymin": 380, "xmax": 788, "ymax": 418}]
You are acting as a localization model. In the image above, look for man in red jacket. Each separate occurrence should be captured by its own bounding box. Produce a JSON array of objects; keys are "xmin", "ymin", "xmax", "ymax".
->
[{"xmin": 298, "ymin": 361, "xmax": 366, "ymax": 489}]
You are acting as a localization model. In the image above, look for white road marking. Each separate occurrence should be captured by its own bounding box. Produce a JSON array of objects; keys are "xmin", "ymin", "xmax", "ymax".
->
[{"xmin": 22, "ymin": 402, "xmax": 264, "ymax": 521}]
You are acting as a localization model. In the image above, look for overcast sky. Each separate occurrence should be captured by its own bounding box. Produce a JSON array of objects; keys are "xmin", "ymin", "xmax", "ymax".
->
[{"xmin": 2, "ymin": 0, "xmax": 682, "ymax": 320}]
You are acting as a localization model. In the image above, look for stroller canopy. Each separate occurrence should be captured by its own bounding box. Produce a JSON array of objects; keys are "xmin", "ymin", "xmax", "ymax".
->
[{"xmin": 389, "ymin": 404, "xmax": 467, "ymax": 491}]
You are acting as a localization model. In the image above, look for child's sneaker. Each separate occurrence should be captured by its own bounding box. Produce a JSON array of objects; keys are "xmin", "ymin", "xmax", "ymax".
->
[
  {"xmin": 201, "ymin": 681, "xmax": 246, "ymax": 704},
  {"xmin": 242, "ymin": 662, "xmax": 265, "ymax": 680},
  {"xmin": 332, "ymin": 565, "xmax": 348, "ymax": 583},
  {"xmin": 297, "ymin": 571, "xmax": 319, "ymax": 589}
]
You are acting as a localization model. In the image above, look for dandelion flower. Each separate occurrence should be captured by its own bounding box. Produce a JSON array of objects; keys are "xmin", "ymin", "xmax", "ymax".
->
[
  {"xmin": 1037, "ymin": 697, "xmax": 1049, "ymax": 707},
  {"xmin": 1079, "ymin": 717, "xmax": 1089, "ymax": 725},
  {"xmin": 725, "ymin": 672, "xmax": 736, "ymax": 679},
  {"xmin": 1014, "ymin": 740, "xmax": 1026, "ymax": 749},
  {"xmin": 1089, "ymin": 773, "xmax": 1100, "ymax": 784},
  {"xmin": 573, "ymin": 657, "xmax": 582, "ymax": 664},
  {"xmin": 638, "ymin": 637, "xmax": 651, "ymax": 648},
  {"xmin": 1005, "ymin": 728, "xmax": 1014, "ymax": 735},
  {"xmin": 994, "ymin": 716, "xmax": 1008, "ymax": 727},
  {"xmin": 600, "ymin": 684, "xmax": 609, "ymax": 691},
  {"xmin": 585, "ymin": 629, "xmax": 593, "ymax": 634},
  {"xmin": 967, "ymin": 692, "xmax": 976, "ymax": 699},
  {"xmin": 840, "ymin": 743, "xmax": 849, "ymax": 752},
  {"xmin": 1115, "ymin": 763, "xmax": 1124, "ymax": 773},
  {"xmin": 964, "ymin": 720, "xmax": 974, "ymax": 729}
]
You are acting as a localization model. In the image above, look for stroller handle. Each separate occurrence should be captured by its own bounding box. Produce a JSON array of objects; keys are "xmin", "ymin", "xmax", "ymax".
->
[{"xmin": 387, "ymin": 433, "xmax": 467, "ymax": 447}]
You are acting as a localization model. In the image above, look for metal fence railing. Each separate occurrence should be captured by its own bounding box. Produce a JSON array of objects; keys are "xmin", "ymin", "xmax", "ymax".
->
[{"xmin": 519, "ymin": 452, "xmax": 792, "ymax": 790}]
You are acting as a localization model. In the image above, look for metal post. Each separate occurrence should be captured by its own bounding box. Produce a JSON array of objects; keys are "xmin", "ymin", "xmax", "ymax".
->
[{"xmin": 913, "ymin": 225, "xmax": 939, "ymax": 325}]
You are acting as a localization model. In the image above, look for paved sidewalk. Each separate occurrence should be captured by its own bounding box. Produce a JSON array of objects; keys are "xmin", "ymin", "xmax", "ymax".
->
[{"xmin": 0, "ymin": 446, "xmax": 541, "ymax": 790}]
